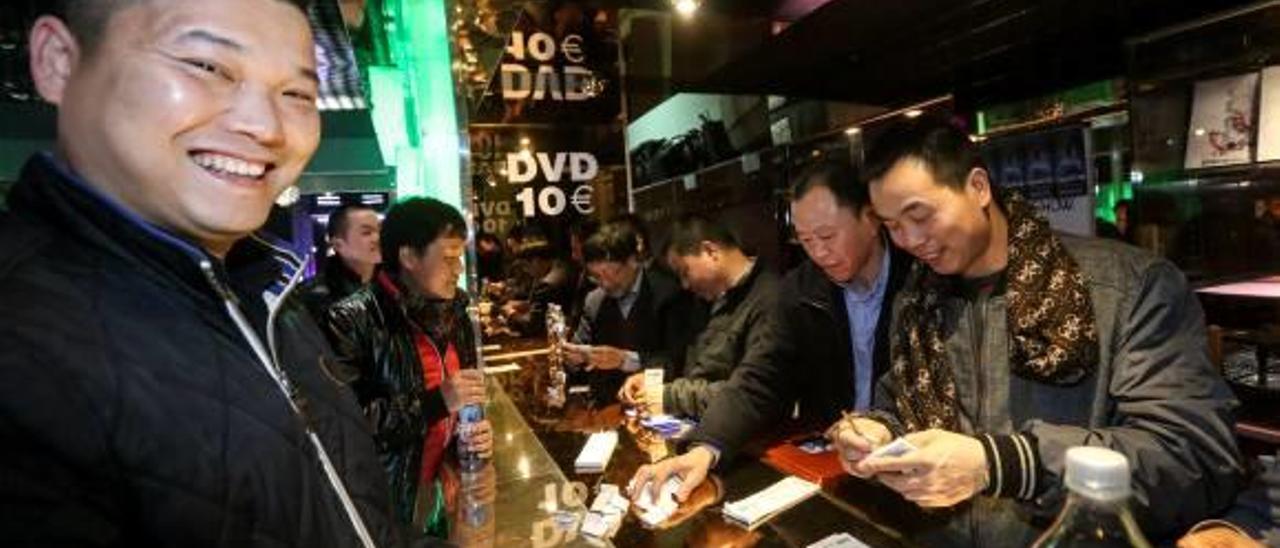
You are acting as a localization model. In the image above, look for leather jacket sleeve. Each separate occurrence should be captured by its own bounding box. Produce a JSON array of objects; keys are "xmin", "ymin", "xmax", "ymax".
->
[{"xmin": 324, "ymin": 294, "xmax": 446, "ymax": 452}]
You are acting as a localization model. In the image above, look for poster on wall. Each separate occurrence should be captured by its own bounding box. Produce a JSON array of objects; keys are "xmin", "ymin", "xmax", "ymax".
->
[
  {"xmin": 1258, "ymin": 67, "xmax": 1280, "ymax": 162},
  {"xmin": 465, "ymin": 2, "xmax": 621, "ymax": 125},
  {"xmin": 982, "ymin": 125, "xmax": 1094, "ymax": 236},
  {"xmin": 1185, "ymin": 73, "xmax": 1258, "ymax": 169},
  {"xmin": 469, "ymin": 126, "xmax": 624, "ymax": 239}
]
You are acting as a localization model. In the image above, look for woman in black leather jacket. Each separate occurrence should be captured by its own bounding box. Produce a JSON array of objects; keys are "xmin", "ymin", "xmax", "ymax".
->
[{"xmin": 325, "ymin": 198, "xmax": 493, "ymax": 536}]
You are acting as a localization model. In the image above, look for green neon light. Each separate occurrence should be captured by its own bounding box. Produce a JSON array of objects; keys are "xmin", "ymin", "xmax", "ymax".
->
[
  {"xmin": 368, "ymin": 66, "xmax": 408, "ymax": 167},
  {"xmin": 391, "ymin": 0, "xmax": 464, "ymax": 206}
]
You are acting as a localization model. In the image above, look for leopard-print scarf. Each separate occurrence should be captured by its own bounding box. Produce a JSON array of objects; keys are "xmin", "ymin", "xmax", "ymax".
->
[{"xmin": 891, "ymin": 191, "xmax": 1098, "ymax": 432}]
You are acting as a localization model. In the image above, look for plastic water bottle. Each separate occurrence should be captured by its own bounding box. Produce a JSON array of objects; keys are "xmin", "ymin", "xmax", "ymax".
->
[
  {"xmin": 457, "ymin": 401, "xmax": 487, "ymax": 472},
  {"xmin": 1030, "ymin": 447, "xmax": 1153, "ymax": 548}
]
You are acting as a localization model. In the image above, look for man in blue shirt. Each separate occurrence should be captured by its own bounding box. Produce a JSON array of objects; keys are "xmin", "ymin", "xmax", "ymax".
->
[
  {"xmin": 629, "ymin": 160, "xmax": 914, "ymax": 501},
  {"xmin": 565, "ymin": 220, "xmax": 688, "ymax": 402}
]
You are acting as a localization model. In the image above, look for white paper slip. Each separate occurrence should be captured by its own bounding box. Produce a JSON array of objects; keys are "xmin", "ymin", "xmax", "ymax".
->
[
  {"xmin": 643, "ymin": 368, "xmax": 664, "ymax": 416},
  {"xmin": 481, "ymin": 362, "xmax": 521, "ymax": 375},
  {"xmin": 808, "ymin": 532, "xmax": 872, "ymax": 548},
  {"xmin": 589, "ymin": 484, "xmax": 629, "ymax": 515},
  {"xmin": 580, "ymin": 510, "xmax": 623, "ymax": 539},
  {"xmin": 723, "ymin": 476, "xmax": 820, "ymax": 530},
  {"xmin": 574, "ymin": 431, "xmax": 619, "ymax": 473},
  {"xmin": 632, "ymin": 476, "xmax": 681, "ymax": 526},
  {"xmin": 580, "ymin": 511, "xmax": 609, "ymax": 537},
  {"xmin": 867, "ymin": 437, "xmax": 916, "ymax": 459}
]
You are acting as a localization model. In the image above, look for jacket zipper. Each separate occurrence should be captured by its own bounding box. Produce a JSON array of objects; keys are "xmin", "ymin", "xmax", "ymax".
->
[{"xmin": 199, "ymin": 259, "xmax": 378, "ymax": 548}]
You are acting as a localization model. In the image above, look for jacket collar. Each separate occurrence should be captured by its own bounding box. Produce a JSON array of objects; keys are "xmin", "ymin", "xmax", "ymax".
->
[
  {"xmin": 10, "ymin": 153, "xmax": 301, "ymax": 306},
  {"xmin": 712, "ymin": 259, "xmax": 764, "ymax": 313},
  {"xmin": 795, "ymin": 236, "xmax": 913, "ymax": 313}
]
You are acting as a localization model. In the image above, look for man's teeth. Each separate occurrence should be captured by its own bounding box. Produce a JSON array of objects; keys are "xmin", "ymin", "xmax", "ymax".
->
[{"xmin": 191, "ymin": 153, "xmax": 267, "ymax": 178}]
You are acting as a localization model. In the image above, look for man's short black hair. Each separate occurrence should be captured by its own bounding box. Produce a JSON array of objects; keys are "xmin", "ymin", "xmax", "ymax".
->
[
  {"xmin": 325, "ymin": 204, "xmax": 376, "ymax": 240},
  {"xmin": 864, "ymin": 118, "xmax": 985, "ymax": 191},
  {"xmin": 665, "ymin": 214, "xmax": 741, "ymax": 257},
  {"xmin": 790, "ymin": 160, "xmax": 871, "ymax": 211},
  {"xmin": 379, "ymin": 198, "xmax": 466, "ymax": 273},
  {"xmin": 49, "ymin": 0, "xmax": 313, "ymax": 54},
  {"xmin": 582, "ymin": 220, "xmax": 639, "ymax": 264},
  {"xmin": 609, "ymin": 213, "xmax": 651, "ymax": 258}
]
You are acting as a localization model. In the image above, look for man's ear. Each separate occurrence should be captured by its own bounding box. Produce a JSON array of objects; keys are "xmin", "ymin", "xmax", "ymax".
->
[
  {"xmin": 398, "ymin": 246, "xmax": 418, "ymax": 272},
  {"xmin": 29, "ymin": 15, "xmax": 81, "ymax": 105},
  {"xmin": 966, "ymin": 167, "xmax": 994, "ymax": 210}
]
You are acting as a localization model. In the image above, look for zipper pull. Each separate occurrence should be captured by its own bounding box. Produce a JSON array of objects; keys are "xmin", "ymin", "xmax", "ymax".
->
[{"xmin": 199, "ymin": 259, "xmax": 239, "ymax": 305}]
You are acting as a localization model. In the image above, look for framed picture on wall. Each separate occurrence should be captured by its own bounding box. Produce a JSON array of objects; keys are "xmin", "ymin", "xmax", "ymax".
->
[
  {"xmin": 1184, "ymin": 73, "xmax": 1258, "ymax": 169},
  {"xmin": 1258, "ymin": 66, "xmax": 1280, "ymax": 162}
]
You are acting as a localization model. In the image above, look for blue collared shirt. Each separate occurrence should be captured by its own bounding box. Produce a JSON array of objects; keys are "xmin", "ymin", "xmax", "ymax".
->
[
  {"xmin": 842, "ymin": 246, "xmax": 890, "ymax": 411},
  {"xmin": 616, "ymin": 267, "xmax": 645, "ymax": 319}
]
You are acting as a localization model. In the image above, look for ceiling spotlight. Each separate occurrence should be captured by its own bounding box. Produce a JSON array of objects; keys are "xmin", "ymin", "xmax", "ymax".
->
[
  {"xmin": 903, "ymin": 109, "xmax": 924, "ymax": 119},
  {"xmin": 674, "ymin": 0, "xmax": 699, "ymax": 17},
  {"xmin": 844, "ymin": 127, "xmax": 861, "ymax": 135}
]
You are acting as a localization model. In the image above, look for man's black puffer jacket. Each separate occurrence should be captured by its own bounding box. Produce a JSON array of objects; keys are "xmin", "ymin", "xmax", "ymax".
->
[{"xmin": 0, "ymin": 154, "xmax": 410, "ymax": 547}]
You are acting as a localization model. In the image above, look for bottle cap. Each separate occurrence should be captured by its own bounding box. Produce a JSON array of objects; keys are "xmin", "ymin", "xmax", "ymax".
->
[{"xmin": 1063, "ymin": 446, "xmax": 1131, "ymax": 501}]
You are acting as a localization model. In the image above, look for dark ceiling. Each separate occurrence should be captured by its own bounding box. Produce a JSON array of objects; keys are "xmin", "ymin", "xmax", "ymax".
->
[
  {"xmin": 691, "ymin": 0, "xmax": 1262, "ymax": 109},
  {"xmin": 615, "ymin": 0, "xmax": 784, "ymax": 18}
]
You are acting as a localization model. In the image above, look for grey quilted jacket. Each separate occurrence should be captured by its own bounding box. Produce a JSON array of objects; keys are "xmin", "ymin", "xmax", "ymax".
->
[{"xmin": 874, "ymin": 234, "xmax": 1245, "ymax": 546}]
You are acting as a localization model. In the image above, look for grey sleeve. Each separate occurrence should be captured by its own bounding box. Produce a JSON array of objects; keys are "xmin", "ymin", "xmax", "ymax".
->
[
  {"xmin": 663, "ymin": 377, "xmax": 728, "ymax": 419},
  {"xmin": 667, "ymin": 298, "xmax": 779, "ymax": 422},
  {"xmin": 1023, "ymin": 260, "xmax": 1245, "ymax": 537}
]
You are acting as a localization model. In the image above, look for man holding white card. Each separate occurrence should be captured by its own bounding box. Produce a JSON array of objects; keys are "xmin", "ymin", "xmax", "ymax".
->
[
  {"xmin": 617, "ymin": 214, "xmax": 780, "ymax": 419},
  {"xmin": 563, "ymin": 219, "xmax": 689, "ymax": 401},
  {"xmin": 833, "ymin": 119, "xmax": 1243, "ymax": 546},
  {"xmin": 628, "ymin": 161, "xmax": 912, "ymax": 504}
]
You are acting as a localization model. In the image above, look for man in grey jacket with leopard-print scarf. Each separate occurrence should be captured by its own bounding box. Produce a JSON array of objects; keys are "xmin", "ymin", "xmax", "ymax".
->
[{"xmin": 833, "ymin": 120, "xmax": 1244, "ymax": 547}]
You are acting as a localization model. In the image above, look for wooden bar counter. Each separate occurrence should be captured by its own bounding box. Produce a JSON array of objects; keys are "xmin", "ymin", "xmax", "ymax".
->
[{"xmin": 437, "ymin": 339, "xmax": 931, "ymax": 547}]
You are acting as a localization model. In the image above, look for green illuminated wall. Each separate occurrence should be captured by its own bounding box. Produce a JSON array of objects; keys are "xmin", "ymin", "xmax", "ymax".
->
[{"xmin": 362, "ymin": 0, "xmax": 467, "ymax": 208}]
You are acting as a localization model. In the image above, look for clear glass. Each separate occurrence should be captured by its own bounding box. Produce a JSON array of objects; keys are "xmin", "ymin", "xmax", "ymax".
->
[{"xmin": 1031, "ymin": 493, "xmax": 1153, "ymax": 548}]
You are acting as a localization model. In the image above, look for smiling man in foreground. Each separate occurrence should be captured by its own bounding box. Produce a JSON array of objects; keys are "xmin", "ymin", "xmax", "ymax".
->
[{"xmin": 0, "ymin": 0, "xmax": 413, "ymax": 546}]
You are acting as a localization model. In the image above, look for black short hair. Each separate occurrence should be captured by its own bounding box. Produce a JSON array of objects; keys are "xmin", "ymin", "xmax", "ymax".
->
[
  {"xmin": 325, "ymin": 204, "xmax": 376, "ymax": 240},
  {"xmin": 864, "ymin": 118, "xmax": 984, "ymax": 191},
  {"xmin": 665, "ymin": 214, "xmax": 741, "ymax": 256},
  {"xmin": 379, "ymin": 198, "xmax": 466, "ymax": 273},
  {"xmin": 515, "ymin": 238, "xmax": 554, "ymax": 260},
  {"xmin": 50, "ymin": 0, "xmax": 312, "ymax": 54},
  {"xmin": 790, "ymin": 160, "xmax": 871, "ymax": 211},
  {"xmin": 582, "ymin": 221, "xmax": 639, "ymax": 264},
  {"xmin": 609, "ymin": 213, "xmax": 651, "ymax": 257}
]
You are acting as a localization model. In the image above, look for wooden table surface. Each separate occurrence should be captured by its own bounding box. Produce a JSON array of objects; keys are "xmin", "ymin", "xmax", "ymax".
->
[{"xmin": 435, "ymin": 338, "xmax": 929, "ymax": 547}]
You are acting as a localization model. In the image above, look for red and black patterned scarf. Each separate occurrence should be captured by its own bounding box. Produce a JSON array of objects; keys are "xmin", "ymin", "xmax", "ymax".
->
[{"xmin": 891, "ymin": 191, "xmax": 1098, "ymax": 431}]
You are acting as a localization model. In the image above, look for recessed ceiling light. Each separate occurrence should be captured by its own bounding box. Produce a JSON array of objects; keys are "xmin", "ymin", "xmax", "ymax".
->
[{"xmin": 674, "ymin": 0, "xmax": 699, "ymax": 17}]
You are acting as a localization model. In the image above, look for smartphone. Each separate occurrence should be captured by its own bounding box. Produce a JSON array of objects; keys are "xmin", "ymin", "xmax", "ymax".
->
[{"xmin": 791, "ymin": 434, "xmax": 833, "ymax": 454}]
